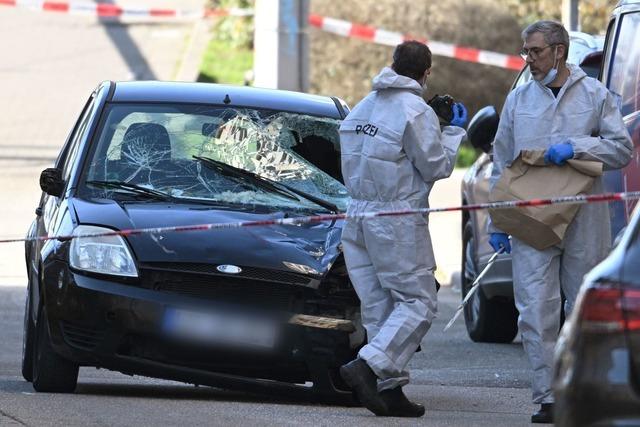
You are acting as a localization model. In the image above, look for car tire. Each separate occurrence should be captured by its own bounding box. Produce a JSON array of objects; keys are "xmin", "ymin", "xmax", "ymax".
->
[
  {"xmin": 21, "ymin": 283, "xmax": 35, "ymax": 382},
  {"xmin": 462, "ymin": 221, "xmax": 518, "ymax": 343},
  {"xmin": 32, "ymin": 306, "xmax": 78, "ymax": 393}
]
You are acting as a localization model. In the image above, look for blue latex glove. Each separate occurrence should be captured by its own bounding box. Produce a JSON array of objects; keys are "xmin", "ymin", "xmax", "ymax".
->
[
  {"xmin": 544, "ymin": 143, "xmax": 574, "ymax": 165},
  {"xmin": 450, "ymin": 102, "xmax": 468, "ymax": 127},
  {"xmin": 489, "ymin": 233, "xmax": 511, "ymax": 254}
]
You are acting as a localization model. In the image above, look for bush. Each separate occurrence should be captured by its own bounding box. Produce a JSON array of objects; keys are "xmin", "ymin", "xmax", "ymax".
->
[
  {"xmin": 198, "ymin": 0, "xmax": 254, "ymax": 84},
  {"xmin": 456, "ymin": 143, "xmax": 480, "ymax": 168},
  {"xmin": 309, "ymin": 0, "xmax": 523, "ymax": 117},
  {"xmin": 198, "ymin": 39, "xmax": 253, "ymax": 84}
]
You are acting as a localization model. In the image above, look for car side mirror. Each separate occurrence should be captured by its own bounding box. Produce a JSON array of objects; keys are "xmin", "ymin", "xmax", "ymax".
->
[
  {"xmin": 466, "ymin": 106, "xmax": 499, "ymax": 154},
  {"xmin": 579, "ymin": 50, "xmax": 603, "ymax": 79},
  {"xmin": 40, "ymin": 168, "xmax": 65, "ymax": 197}
]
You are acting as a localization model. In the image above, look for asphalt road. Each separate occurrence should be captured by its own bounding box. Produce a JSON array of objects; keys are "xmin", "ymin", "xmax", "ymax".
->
[
  {"xmin": 0, "ymin": 1, "xmax": 209, "ymax": 286},
  {"xmin": 0, "ymin": 285, "xmax": 534, "ymax": 427}
]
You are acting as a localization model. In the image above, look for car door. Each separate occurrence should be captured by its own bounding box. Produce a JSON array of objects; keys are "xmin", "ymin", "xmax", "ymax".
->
[
  {"xmin": 28, "ymin": 91, "xmax": 98, "ymax": 315},
  {"xmin": 602, "ymin": 9, "xmax": 640, "ymax": 227}
]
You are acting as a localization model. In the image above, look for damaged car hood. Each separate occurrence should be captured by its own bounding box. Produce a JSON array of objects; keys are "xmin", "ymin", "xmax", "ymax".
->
[{"xmin": 71, "ymin": 198, "xmax": 343, "ymax": 280}]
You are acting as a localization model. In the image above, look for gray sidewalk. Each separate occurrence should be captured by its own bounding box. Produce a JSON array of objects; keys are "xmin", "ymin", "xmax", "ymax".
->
[{"xmin": 0, "ymin": 2, "xmax": 209, "ymax": 286}]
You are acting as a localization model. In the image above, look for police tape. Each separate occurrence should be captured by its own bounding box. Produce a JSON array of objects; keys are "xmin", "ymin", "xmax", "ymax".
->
[
  {"xmin": 307, "ymin": 14, "xmax": 525, "ymax": 71},
  {"xmin": 1, "ymin": 191, "xmax": 639, "ymax": 244},
  {"xmin": 0, "ymin": 0, "xmax": 252, "ymax": 19},
  {"xmin": 0, "ymin": 0, "xmax": 524, "ymax": 70}
]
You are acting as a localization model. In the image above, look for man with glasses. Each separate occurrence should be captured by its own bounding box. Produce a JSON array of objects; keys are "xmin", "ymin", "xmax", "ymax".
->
[{"xmin": 488, "ymin": 20, "xmax": 632, "ymax": 424}]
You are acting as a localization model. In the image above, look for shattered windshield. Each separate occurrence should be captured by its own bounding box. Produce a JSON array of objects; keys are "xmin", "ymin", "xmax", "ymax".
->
[{"xmin": 82, "ymin": 104, "xmax": 349, "ymax": 212}]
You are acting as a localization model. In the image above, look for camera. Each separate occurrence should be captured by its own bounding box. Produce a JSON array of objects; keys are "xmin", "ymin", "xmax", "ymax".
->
[{"xmin": 427, "ymin": 94, "xmax": 456, "ymax": 124}]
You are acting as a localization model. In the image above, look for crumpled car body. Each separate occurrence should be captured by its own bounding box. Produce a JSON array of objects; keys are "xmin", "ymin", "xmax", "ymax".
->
[{"xmin": 22, "ymin": 81, "xmax": 363, "ymax": 401}]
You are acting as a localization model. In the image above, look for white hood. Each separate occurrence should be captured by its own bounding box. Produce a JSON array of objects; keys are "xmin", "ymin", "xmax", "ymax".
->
[{"xmin": 372, "ymin": 67, "xmax": 423, "ymax": 96}]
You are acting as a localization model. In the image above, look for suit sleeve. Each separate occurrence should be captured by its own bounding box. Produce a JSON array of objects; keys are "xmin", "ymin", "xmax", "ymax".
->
[
  {"xmin": 403, "ymin": 108, "xmax": 465, "ymax": 183},
  {"xmin": 568, "ymin": 89, "xmax": 633, "ymax": 170}
]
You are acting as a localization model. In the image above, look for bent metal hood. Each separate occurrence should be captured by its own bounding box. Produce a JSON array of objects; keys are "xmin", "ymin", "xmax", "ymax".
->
[
  {"xmin": 71, "ymin": 198, "xmax": 342, "ymax": 286},
  {"xmin": 371, "ymin": 66, "xmax": 424, "ymax": 96}
]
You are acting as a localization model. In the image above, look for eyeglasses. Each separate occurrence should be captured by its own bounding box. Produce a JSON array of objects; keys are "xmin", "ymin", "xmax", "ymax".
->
[{"xmin": 519, "ymin": 44, "xmax": 556, "ymax": 60}]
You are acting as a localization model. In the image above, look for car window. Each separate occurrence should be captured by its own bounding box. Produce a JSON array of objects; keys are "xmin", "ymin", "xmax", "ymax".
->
[
  {"xmin": 602, "ymin": 19, "xmax": 617, "ymax": 84},
  {"xmin": 56, "ymin": 94, "xmax": 95, "ymax": 170},
  {"xmin": 83, "ymin": 103, "xmax": 349, "ymax": 211},
  {"xmin": 608, "ymin": 11, "xmax": 640, "ymax": 117},
  {"xmin": 580, "ymin": 63, "xmax": 600, "ymax": 79},
  {"xmin": 513, "ymin": 67, "xmax": 531, "ymax": 89},
  {"xmin": 62, "ymin": 94, "xmax": 97, "ymax": 181}
]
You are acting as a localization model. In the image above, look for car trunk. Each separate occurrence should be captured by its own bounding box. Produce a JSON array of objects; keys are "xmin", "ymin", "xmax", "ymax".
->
[{"xmin": 619, "ymin": 230, "xmax": 640, "ymax": 387}]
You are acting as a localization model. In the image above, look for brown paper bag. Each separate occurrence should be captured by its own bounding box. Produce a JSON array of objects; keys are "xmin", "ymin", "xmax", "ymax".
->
[{"xmin": 488, "ymin": 150, "xmax": 603, "ymax": 250}]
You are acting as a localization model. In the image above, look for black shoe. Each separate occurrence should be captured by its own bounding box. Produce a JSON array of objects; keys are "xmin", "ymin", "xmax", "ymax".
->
[
  {"xmin": 531, "ymin": 403, "xmax": 553, "ymax": 424},
  {"xmin": 379, "ymin": 387, "xmax": 425, "ymax": 417},
  {"xmin": 339, "ymin": 358, "xmax": 388, "ymax": 416}
]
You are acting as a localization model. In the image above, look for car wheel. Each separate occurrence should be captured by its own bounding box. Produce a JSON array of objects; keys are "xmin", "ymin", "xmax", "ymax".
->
[
  {"xmin": 32, "ymin": 306, "xmax": 78, "ymax": 393},
  {"xmin": 461, "ymin": 221, "xmax": 518, "ymax": 343},
  {"xmin": 21, "ymin": 282, "xmax": 35, "ymax": 382}
]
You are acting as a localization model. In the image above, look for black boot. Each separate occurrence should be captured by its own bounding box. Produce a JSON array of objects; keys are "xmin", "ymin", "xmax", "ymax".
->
[
  {"xmin": 379, "ymin": 387, "xmax": 425, "ymax": 417},
  {"xmin": 531, "ymin": 403, "xmax": 553, "ymax": 424},
  {"xmin": 339, "ymin": 358, "xmax": 388, "ymax": 416}
]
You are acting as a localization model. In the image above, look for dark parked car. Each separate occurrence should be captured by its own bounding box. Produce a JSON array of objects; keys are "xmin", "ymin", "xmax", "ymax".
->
[
  {"xmin": 459, "ymin": 32, "xmax": 605, "ymax": 343},
  {"xmin": 22, "ymin": 81, "xmax": 364, "ymax": 402},
  {"xmin": 554, "ymin": 1, "xmax": 640, "ymax": 425},
  {"xmin": 553, "ymin": 204, "xmax": 640, "ymax": 425}
]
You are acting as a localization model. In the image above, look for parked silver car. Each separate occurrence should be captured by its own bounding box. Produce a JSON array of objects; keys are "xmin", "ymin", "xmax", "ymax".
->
[{"xmin": 459, "ymin": 32, "xmax": 604, "ymax": 343}]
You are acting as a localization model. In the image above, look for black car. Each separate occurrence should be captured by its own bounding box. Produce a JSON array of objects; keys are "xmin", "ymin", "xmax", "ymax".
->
[
  {"xmin": 22, "ymin": 81, "xmax": 364, "ymax": 402},
  {"xmin": 553, "ymin": 203, "xmax": 640, "ymax": 426}
]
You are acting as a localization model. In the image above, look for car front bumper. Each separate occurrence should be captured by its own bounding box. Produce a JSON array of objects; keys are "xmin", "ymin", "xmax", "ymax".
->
[
  {"xmin": 476, "ymin": 255, "xmax": 514, "ymax": 299},
  {"xmin": 41, "ymin": 261, "xmax": 361, "ymax": 398}
]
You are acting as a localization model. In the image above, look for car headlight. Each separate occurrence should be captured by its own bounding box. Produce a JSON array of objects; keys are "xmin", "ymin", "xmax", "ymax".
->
[{"xmin": 70, "ymin": 225, "xmax": 138, "ymax": 277}]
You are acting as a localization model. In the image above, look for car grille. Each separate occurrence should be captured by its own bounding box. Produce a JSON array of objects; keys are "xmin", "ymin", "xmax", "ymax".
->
[
  {"xmin": 141, "ymin": 262, "xmax": 313, "ymax": 286},
  {"xmin": 60, "ymin": 321, "xmax": 105, "ymax": 350},
  {"xmin": 140, "ymin": 269, "xmax": 307, "ymax": 310}
]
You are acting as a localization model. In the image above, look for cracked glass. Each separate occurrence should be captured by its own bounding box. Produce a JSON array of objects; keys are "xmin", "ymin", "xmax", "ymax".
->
[{"xmin": 82, "ymin": 104, "xmax": 349, "ymax": 212}]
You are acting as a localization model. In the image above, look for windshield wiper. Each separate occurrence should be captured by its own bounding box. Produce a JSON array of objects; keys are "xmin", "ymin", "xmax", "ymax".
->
[
  {"xmin": 86, "ymin": 180, "xmax": 174, "ymax": 201},
  {"xmin": 193, "ymin": 156, "xmax": 338, "ymax": 213},
  {"xmin": 268, "ymin": 178, "xmax": 339, "ymax": 213},
  {"xmin": 193, "ymin": 156, "xmax": 298, "ymax": 202}
]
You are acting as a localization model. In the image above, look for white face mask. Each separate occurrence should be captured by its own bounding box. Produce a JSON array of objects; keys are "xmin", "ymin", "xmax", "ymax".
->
[
  {"xmin": 421, "ymin": 73, "xmax": 429, "ymax": 91},
  {"xmin": 540, "ymin": 46, "xmax": 560, "ymax": 86}
]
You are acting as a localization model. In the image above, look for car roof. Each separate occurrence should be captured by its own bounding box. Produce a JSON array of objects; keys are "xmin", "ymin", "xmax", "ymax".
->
[
  {"xmin": 110, "ymin": 81, "xmax": 342, "ymax": 119},
  {"xmin": 567, "ymin": 31, "xmax": 605, "ymax": 65},
  {"xmin": 617, "ymin": 0, "xmax": 640, "ymax": 6}
]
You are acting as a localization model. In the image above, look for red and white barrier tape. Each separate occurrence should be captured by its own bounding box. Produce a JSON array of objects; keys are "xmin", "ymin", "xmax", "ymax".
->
[
  {"xmin": 0, "ymin": 0, "xmax": 252, "ymax": 19},
  {"xmin": 0, "ymin": 0, "xmax": 524, "ymax": 70},
  {"xmin": 1, "ymin": 191, "xmax": 638, "ymax": 244},
  {"xmin": 307, "ymin": 14, "xmax": 525, "ymax": 71}
]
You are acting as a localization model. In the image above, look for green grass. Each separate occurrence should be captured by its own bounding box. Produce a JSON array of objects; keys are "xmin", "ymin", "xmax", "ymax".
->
[
  {"xmin": 456, "ymin": 144, "xmax": 480, "ymax": 168},
  {"xmin": 198, "ymin": 39, "xmax": 253, "ymax": 85}
]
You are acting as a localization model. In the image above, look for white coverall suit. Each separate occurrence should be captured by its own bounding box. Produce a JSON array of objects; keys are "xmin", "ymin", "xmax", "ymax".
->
[
  {"xmin": 490, "ymin": 63, "xmax": 633, "ymax": 404},
  {"xmin": 339, "ymin": 67, "xmax": 465, "ymax": 391}
]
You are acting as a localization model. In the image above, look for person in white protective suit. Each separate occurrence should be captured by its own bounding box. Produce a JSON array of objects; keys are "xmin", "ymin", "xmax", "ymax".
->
[
  {"xmin": 488, "ymin": 21, "xmax": 633, "ymax": 424},
  {"xmin": 338, "ymin": 40, "xmax": 467, "ymax": 417}
]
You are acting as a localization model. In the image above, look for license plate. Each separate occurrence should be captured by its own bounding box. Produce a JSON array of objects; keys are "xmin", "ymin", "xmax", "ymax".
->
[{"xmin": 162, "ymin": 307, "xmax": 278, "ymax": 349}]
